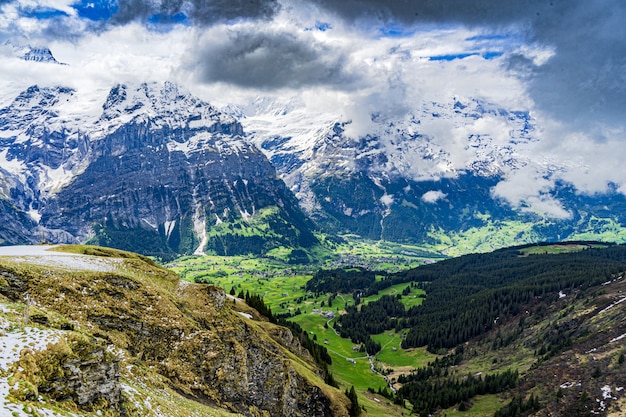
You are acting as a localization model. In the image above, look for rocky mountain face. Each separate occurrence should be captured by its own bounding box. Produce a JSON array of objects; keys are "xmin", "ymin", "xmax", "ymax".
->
[
  {"xmin": 240, "ymin": 97, "xmax": 626, "ymax": 249},
  {"xmin": 0, "ymin": 83, "xmax": 316, "ymax": 257},
  {"xmin": 0, "ymin": 245, "xmax": 349, "ymax": 417},
  {"xmin": 2, "ymin": 77, "xmax": 625, "ymax": 257}
]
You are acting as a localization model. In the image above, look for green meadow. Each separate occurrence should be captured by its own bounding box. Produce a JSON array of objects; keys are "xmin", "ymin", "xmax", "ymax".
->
[{"xmin": 163, "ymin": 236, "xmax": 445, "ymax": 416}]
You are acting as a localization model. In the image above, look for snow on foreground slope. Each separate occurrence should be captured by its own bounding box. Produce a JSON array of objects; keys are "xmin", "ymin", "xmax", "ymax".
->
[
  {"xmin": 0, "ymin": 245, "xmax": 118, "ymax": 416},
  {"xmin": 0, "ymin": 245, "xmax": 344, "ymax": 417},
  {"xmin": 0, "ymin": 314, "xmax": 65, "ymax": 417},
  {"xmin": 0, "ymin": 245, "xmax": 123, "ymax": 272}
]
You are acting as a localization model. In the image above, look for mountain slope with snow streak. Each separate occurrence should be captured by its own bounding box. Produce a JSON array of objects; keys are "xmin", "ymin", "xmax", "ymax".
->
[
  {"xmin": 0, "ymin": 83, "xmax": 315, "ymax": 256},
  {"xmin": 238, "ymin": 95, "xmax": 626, "ymax": 249}
]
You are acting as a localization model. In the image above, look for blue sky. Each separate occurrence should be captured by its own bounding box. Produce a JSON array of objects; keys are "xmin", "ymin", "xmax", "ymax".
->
[{"xmin": 0, "ymin": 0, "xmax": 625, "ymax": 215}]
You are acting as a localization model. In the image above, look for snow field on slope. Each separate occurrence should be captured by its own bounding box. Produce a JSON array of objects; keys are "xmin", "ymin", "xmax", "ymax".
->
[
  {"xmin": 0, "ymin": 303, "xmax": 72, "ymax": 417},
  {"xmin": 0, "ymin": 245, "xmax": 122, "ymax": 272}
]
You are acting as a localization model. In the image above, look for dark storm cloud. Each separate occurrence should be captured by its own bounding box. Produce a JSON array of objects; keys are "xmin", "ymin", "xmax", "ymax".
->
[
  {"xmin": 311, "ymin": 0, "xmax": 626, "ymax": 132},
  {"xmin": 522, "ymin": 1, "xmax": 626, "ymax": 130},
  {"xmin": 113, "ymin": 0, "xmax": 280, "ymax": 25},
  {"xmin": 308, "ymin": 0, "xmax": 561, "ymax": 26},
  {"xmin": 195, "ymin": 29, "xmax": 356, "ymax": 89}
]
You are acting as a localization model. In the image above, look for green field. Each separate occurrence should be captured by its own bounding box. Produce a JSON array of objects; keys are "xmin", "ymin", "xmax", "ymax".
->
[
  {"xmin": 361, "ymin": 282, "xmax": 426, "ymax": 309},
  {"xmin": 165, "ymin": 237, "xmax": 612, "ymax": 417},
  {"xmin": 163, "ymin": 236, "xmax": 446, "ymax": 416},
  {"xmin": 442, "ymin": 394, "xmax": 504, "ymax": 417}
]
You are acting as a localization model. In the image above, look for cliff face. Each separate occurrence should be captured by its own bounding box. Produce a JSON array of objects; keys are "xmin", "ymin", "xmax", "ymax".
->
[
  {"xmin": 0, "ymin": 83, "xmax": 316, "ymax": 257},
  {"xmin": 0, "ymin": 245, "xmax": 348, "ymax": 417}
]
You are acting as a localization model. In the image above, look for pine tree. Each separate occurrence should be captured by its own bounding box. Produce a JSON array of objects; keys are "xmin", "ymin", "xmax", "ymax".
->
[{"xmin": 346, "ymin": 386, "xmax": 361, "ymax": 417}]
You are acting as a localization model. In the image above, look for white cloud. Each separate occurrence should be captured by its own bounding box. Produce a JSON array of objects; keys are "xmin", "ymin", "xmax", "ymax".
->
[
  {"xmin": 421, "ymin": 190, "xmax": 447, "ymax": 203},
  {"xmin": 0, "ymin": 0, "xmax": 625, "ymax": 220}
]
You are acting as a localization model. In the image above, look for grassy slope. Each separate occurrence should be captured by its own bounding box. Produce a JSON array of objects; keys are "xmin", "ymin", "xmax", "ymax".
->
[
  {"xmin": 0, "ymin": 245, "xmax": 350, "ymax": 417},
  {"xmin": 164, "ymin": 237, "xmax": 443, "ymax": 417},
  {"xmin": 441, "ymin": 275, "xmax": 626, "ymax": 417}
]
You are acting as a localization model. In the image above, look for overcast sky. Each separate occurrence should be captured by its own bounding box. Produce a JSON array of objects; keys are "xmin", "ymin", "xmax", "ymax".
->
[{"xmin": 0, "ymin": 0, "xmax": 625, "ymax": 217}]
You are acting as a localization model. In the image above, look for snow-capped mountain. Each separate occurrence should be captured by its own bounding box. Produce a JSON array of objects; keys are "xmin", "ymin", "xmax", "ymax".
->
[
  {"xmin": 0, "ymin": 82, "xmax": 315, "ymax": 256},
  {"xmin": 2, "ymin": 75, "xmax": 625, "ymax": 257},
  {"xmin": 4, "ymin": 42, "xmax": 66, "ymax": 64},
  {"xmin": 237, "ymin": 95, "xmax": 626, "ymax": 247},
  {"xmin": 22, "ymin": 46, "xmax": 65, "ymax": 64}
]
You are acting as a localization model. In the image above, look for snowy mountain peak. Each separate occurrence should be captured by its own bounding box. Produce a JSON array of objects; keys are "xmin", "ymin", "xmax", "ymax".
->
[
  {"xmin": 22, "ymin": 46, "xmax": 65, "ymax": 64},
  {"xmin": 4, "ymin": 42, "xmax": 66, "ymax": 65},
  {"xmin": 0, "ymin": 81, "xmax": 313, "ymax": 256},
  {"xmin": 98, "ymin": 81, "xmax": 239, "ymax": 136}
]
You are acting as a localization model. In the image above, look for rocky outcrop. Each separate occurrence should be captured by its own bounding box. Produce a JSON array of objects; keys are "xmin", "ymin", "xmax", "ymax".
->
[
  {"xmin": 20, "ymin": 340, "xmax": 122, "ymax": 410},
  {"xmin": 0, "ymin": 247, "xmax": 348, "ymax": 417}
]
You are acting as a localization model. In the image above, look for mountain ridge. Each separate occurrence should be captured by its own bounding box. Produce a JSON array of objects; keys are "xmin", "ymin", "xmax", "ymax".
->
[
  {"xmin": 236, "ymin": 94, "xmax": 626, "ymax": 248},
  {"xmin": 0, "ymin": 82, "xmax": 317, "ymax": 257}
]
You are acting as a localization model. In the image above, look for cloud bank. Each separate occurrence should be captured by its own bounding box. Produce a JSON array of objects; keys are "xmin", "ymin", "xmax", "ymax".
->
[{"xmin": 0, "ymin": 0, "xmax": 625, "ymax": 217}]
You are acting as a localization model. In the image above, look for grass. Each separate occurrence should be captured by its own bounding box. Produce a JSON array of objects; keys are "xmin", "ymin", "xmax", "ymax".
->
[
  {"xmin": 161, "ymin": 238, "xmax": 446, "ymax": 417},
  {"xmin": 518, "ymin": 242, "xmax": 609, "ymax": 256},
  {"xmin": 1, "ymin": 246, "xmax": 355, "ymax": 417},
  {"xmin": 442, "ymin": 394, "xmax": 504, "ymax": 417},
  {"xmin": 371, "ymin": 333, "xmax": 435, "ymax": 368},
  {"xmin": 360, "ymin": 282, "xmax": 426, "ymax": 309},
  {"xmin": 428, "ymin": 217, "xmax": 543, "ymax": 257}
]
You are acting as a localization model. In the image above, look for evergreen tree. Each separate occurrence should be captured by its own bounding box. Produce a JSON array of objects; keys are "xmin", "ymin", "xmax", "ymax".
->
[{"xmin": 346, "ymin": 386, "xmax": 361, "ymax": 417}]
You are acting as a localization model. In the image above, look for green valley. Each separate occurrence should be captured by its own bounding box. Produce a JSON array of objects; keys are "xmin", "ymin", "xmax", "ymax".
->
[{"xmin": 164, "ymin": 238, "xmax": 626, "ymax": 417}]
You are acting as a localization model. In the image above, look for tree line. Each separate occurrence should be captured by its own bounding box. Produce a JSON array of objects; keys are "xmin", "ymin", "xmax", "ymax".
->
[{"xmin": 321, "ymin": 243, "xmax": 626, "ymax": 352}]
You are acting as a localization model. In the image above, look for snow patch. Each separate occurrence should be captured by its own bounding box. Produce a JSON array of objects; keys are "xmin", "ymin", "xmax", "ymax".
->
[
  {"xmin": 0, "ymin": 317, "xmax": 67, "ymax": 417},
  {"xmin": 40, "ymin": 165, "xmax": 79, "ymax": 195},
  {"xmin": 560, "ymin": 381, "xmax": 581, "ymax": 389},
  {"xmin": 164, "ymin": 220, "xmax": 176, "ymax": 238},
  {"xmin": 240, "ymin": 209, "xmax": 251, "ymax": 221},
  {"xmin": 167, "ymin": 138, "xmax": 193, "ymax": 157},
  {"xmin": 192, "ymin": 212, "xmax": 208, "ymax": 256},
  {"xmin": 598, "ymin": 296, "xmax": 626, "ymax": 315},
  {"xmin": 602, "ymin": 385, "xmax": 617, "ymax": 400},
  {"xmin": 610, "ymin": 333, "xmax": 626, "ymax": 343},
  {"xmin": 0, "ymin": 149, "xmax": 26, "ymax": 175},
  {"xmin": 0, "ymin": 245, "xmax": 122, "ymax": 272},
  {"xmin": 380, "ymin": 193, "xmax": 394, "ymax": 207},
  {"xmin": 237, "ymin": 312, "xmax": 253, "ymax": 319},
  {"xmin": 28, "ymin": 208, "xmax": 41, "ymax": 222},
  {"xmin": 142, "ymin": 218, "xmax": 158, "ymax": 230}
]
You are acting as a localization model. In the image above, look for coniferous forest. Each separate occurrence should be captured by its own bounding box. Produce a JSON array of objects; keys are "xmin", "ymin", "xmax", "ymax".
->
[{"xmin": 333, "ymin": 243, "xmax": 626, "ymax": 352}]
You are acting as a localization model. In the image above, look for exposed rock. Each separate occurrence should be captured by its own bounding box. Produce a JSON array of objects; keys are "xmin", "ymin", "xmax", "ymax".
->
[
  {"xmin": 42, "ymin": 343, "xmax": 121, "ymax": 409},
  {"xmin": 0, "ymin": 82, "xmax": 316, "ymax": 256}
]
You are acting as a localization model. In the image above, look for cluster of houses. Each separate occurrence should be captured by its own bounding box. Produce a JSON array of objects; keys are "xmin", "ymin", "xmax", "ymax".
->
[{"xmin": 311, "ymin": 309, "xmax": 336, "ymax": 319}]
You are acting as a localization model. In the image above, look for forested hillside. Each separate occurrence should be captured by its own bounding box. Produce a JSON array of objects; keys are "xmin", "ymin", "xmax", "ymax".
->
[
  {"xmin": 319, "ymin": 242, "xmax": 626, "ymax": 416},
  {"xmin": 335, "ymin": 242, "xmax": 626, "ymax": 352}
]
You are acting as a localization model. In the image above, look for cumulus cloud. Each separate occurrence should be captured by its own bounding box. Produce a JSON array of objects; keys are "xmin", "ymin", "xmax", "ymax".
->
[
  {"xmin": 309, "ymin": 0, "xmax": 626, "ymax": 134},
  {"xmin": 490, "ymin": 164, "xmax": 571, "ymax": 219},
  {"xmin": 421, "ymin": 190, "xmax": 447, "ymax": 204},
  {"xmin": 1, "ymin": 0, "xmax": 626, "ymax": 218}
]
